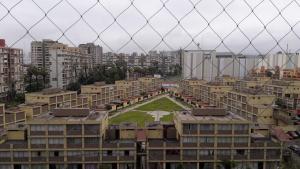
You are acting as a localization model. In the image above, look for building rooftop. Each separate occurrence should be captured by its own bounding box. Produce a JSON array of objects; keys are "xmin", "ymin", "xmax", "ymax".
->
[
  {"xmin": 27, "ymin": 88, "xmax": 76, "ymax": 96},
  {"xmin": 176, "ymin": 108, "xmax": 248, "ymax": 123},
  {"xmin": 32, "ymin": 108, "xmax": 107, "ymax": 122}
]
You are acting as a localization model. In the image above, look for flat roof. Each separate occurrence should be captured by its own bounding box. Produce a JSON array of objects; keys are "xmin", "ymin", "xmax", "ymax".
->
[
  {"xmin": 26, "ymin": 89, "xmax": 76, "ymax": 96},
  {"xmin": 31, "ymin": 108, "xmax": 107, "ymax": 122},
  {"xmin": 176, "ymin": 110, "xmax": 248, "ymax": 123}
]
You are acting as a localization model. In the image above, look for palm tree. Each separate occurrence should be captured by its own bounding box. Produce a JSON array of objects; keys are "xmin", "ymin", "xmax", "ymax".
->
[{"xmin": 39, "ymin": 68, "xmax": 48, "ymax": 88}]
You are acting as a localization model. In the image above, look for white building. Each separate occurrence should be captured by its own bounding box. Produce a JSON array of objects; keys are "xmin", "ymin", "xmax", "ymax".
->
[
  {"xmin": 49, "ymin": 43, "xmax": 92, "ymax": 89},
  {"xmin": 181, "ymin": 50, "xmax": 218, "ymax": 81}
]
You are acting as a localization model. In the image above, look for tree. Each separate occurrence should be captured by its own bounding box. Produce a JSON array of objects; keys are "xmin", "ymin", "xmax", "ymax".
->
[{"xmin": 219, "ymin": 160, "xmax": 237, "ymax": 169}]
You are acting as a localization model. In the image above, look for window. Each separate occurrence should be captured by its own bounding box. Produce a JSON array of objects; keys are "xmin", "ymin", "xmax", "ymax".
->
[
  {"xmin": 199, "ymin": 137, "xmax": 214, "ymax": 143},
  {"xmin": 218, "ymin": 124, "xmax": 232, "ymax": 130},
  {"xmin": 31, "ymin": 138, "xmax": 46, "ymax": 144},
  {"xmin": 234, "ymin": 137, "xmax": 248, "ymax": 143},
  {"xmin": 183, "ymin": 124, "xmax": 197, "ymax": 130},
  {"xmin": 84, "ymin": 137, "xmax": 99, "ymax": 144},
  {"xmin": 217, "ymin": 150, "xmax": 231, "ymax": 155},
  {"xmin": 234, "ymin": 124, "xmax": 249, "ymax": 131},
  {"xmin": 49, "ymin": 138, "xmax": 64, "ymax": 144},
  {"xmin": 200, "ymin": 124, "xmax": 214, "ymax": 130},
  {"xmin": 217, "ymin": 137, "xmax": 232, "ymax": 143},
  {"xmin": 48, "ymin": 125, "xmax": 64, "ymax": 131},
  {"xmin": 199, "ymin": 150, "xmax": 214, "ymax": 156},
  {"xmin": 14, "ymin": 151, "xmax": 29, "ymax": 157},
  {"xmin": 0, "ymin": 152, "xmax": 10, "ymax": 158},
  {"xmin": 67, "ymin": 138, "xmax": 81, "ymax": 144},
  {"xmin": 67, "ymin": 151, "xmax": 81, "ymax": 156},
  {"xmin": 30, "ymin": 125, "xmax": 46, "ymax": 131},
  {"xmin": 183, "ymin": 150, "xmax": 197, "ymax": 156},
  {"xmin": 182, "ymin": 137, "xmax": 197, "ymax": 143}
]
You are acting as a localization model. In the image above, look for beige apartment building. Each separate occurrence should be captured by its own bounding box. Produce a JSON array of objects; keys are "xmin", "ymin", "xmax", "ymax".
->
[
  {"xmin": 138, "ymin": 77, "xmax": 162, "ymax": 94},
  {"xmin": 25, "ymin": 89, "xmax": 78, "ymax": 111},
  {"xmin": 224, "ymin": 89, "xmax": 276, "ymax": 134},
  {"xmin": 115, "ymin": 80, "xmax": 141, "ymax": 98},
  {"xmin": 264, "ymin": 80, "xmax": 300, "ymax": 109},
  {"xmin": 81, "ymin": 82, "xmax": 123, "ymax": 108},
  {"xmin": 179, "ymin": 79, "xmax": 206, "ymax": 97},
  {"xmin": 0, "ymin": 39, "xmax": 24, "ymax": 98}
]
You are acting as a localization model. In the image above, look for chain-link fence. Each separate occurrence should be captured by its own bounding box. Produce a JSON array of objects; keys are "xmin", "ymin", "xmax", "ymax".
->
[{"xmin": 1, "ymin": 0, "xmax": 300, "ymax": 91}]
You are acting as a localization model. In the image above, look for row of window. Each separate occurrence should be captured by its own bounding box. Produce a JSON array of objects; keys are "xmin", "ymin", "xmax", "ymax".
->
[
  {"xmin": 182, "ymin": 136, "xmax": 248, "ymax": 143},
  {"xmin": 183, "ymin": 124, "xmax": 249, "ymax": 131},
  {"xmin": 31, "ymin": 137, "xmax": 100, "ymax": 145}
]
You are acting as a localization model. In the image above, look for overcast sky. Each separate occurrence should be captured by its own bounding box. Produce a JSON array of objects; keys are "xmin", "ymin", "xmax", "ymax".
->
[{"xmin": 0, "ymin": 0, "xmax": 300, "ymax": 62}]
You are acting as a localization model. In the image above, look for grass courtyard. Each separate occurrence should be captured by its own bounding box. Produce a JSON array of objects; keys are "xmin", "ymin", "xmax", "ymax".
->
[
  {"xmin": 136, "ymin": 97, "xmax": 183, "ymax": 112},
  {"xmin": 109, "ymin": 97, "xmax": 184, "ymax": 126}
]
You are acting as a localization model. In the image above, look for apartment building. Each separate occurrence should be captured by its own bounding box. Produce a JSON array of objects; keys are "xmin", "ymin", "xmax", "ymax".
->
[
  {"xmin": 79, "ymin": 43, "xmax": 103, "ymax": 66},
  {"xmin": 31, "ymin": 39, "xmax": 57, "ymax": 70},
  {"xmin": 265, "ymin": 80, "xmax": 300, "ymax": 109},
  {"xmin": 224, "ymin": 88, "xmax": 276, "ymax": 133},
  {"xmin": 197, "ymin": 82, "xmax": 233, "ymax": 108},
  {"xmin": 179, "ymin": 79, "xmax": 207, "ymax": 97},
  {"xmin": 115, "ymin": 80, "xmax": 141, "ymax": 99},
  {"xmin": 0, "ymin": 104, "xmax": 4, "ymax": 129},
  {"xmin": 81, "ymin": 82, "xmax": 123, "ymax": 108},
  {"xmin": 234, "ymin": 77, "xmax": 271, "ymax": 91},
  {"xmin": 4, "ymin": 107, "xmax": 26, "ymax": 128},
  {"xmin": 49, "ymin": 43, "xmax": 93, "ymax": 89},
  {"xmin": 0, "ymin": 39, "xmax": 24, "ymax": 98},
  {"xmin": 138, "ymin": 77, "xmax": 162, "ymax": 94},
  {"xmin": 0, "ymin": 108, "xmax": 136, "ymax": 169},
  {"xmin": 147, "ymin": 108, "xmax": 281, "ymax": 169},
  {"xmin": 18, "ymin": 103, "xmax": 49, "ymax": 120},
  {"xmin": 25, "ymin": 89, "xmax": 78, "ymax": 111}
]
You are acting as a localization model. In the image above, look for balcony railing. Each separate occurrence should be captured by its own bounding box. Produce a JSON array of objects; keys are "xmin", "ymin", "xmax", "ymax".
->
[
  {"xmin": 102, "ymin": 156, "xmax": 117, "ymax": 161},
  {"xmin": 148, "ymin": 140, "xmax": 164, "ymax": 147},
  {"xmin": 199, "ymin": 130, "xmax": 215, "ymax": 135},
  {"xmin": 31, "ymin": 157, "xmax": 47, "ymax": 162},
  {"xmin": 102, "ymin": 142, "xmax": 118, "ymax": 148},
  {"xmin": 182, "ymin": 143, "xmax": 197, "ymax": 147},
  {"xmin": 66, "ymin": 130, "xmax": 82, "ymax": 135},
  {"xmin": 183, "ymin": 129, "xmax": 198, "ymax": 135},
  {"xmin": 199, "ymin": 143, "xmax": 214, "ymax": 147},
  {"xmin": 49, "ymin": 157, "xmax": 64, "ymax": 162},
  {"xmin": 119, "ymin": 156, "xmax": 134, "ymax": 161},
  {"xmin": 251, "ymin": 142, "xmax": 265, "ymax": 147},
  {"xmin": 48, "ymin": 144, "xmax": 64, "ymax": 149},
  {"xmin": 166, "ymin": 142, "xmax": 180, "ymax": 147},
  {"xmin": 217, "ymin": 130, "xmax": 232, "ymax": 134},
  {"xmin": 217, "ymin": 143, "xmax": 232, "ymax": 147},
  {"xmin": 182, "ymin": 155, "xmax": 197, "ymax": 160},
  {"xmin": 13, "ymin": 157, "xmax": 29, "ymax": 162},
  {"xmin": 13, "ymin": 144, "xmax": 28, "ymax": 149},
  {"xmin": 119, "ymin": 142, "xmax": 135, "ymax": 148},
  {"xmin": 48, "ymin": 131, "xmax": 64, "ymax": 135},
  {"xmin": 234, "ymin": 155, "xmax": 248, "ymax": 160},
  {"xmin": 84, "ymin": 130, "xmax": 100, "ymax": 135},
  {"xmin": 234, "ymin": 130, "xmax": 249, "ymax": 135},
  {"xmin": 250, "ymin": 153, "xmax": 264, "ymax": 159},
  {"xmin": 31, "ymin": 144, "xmax": 46, "ymax": 149},
  {"xmin": 84, "ymin": 156, "xmax": 99, "ymax": 162},
  {"xmin": 166, "ymin": 155, "xmax": 180, "ymax": 160},
  {"xmin": 67, "ymin": 144, "xmax": 82, "ymax": 148},
  {"xmin": 67, "ymin": 156, "xmax": 82, "ymax": 161},
  {"xmin": 0, "ymin": 157, "xmax": 11, "ymax": 162},
  {"xmin": 217, "ymin": 155, "xmax": 231, "ymax": 160},
  {"xmin": 30, "ymin": 131, "xmax": 46, "ymax": 136},
  {"xmin": 84, "ymin": 144, "xmax": 100, "ymax": 148},
  {"xmin": 149, "ymin": 153, "xmax": 164, "ymax": 160},
  {"xmin": 234, "ymin": 143, "xmax": 248, "ymax": 147},
  {"xmin": 199, "ymin": 155, "xmax": 214, "ymax": 160}
]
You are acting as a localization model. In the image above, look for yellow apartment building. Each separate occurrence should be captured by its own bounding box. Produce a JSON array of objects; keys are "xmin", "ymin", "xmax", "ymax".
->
[{"xmin": 25, "ymin": 89, "xmax": 78, "ymax": 110}]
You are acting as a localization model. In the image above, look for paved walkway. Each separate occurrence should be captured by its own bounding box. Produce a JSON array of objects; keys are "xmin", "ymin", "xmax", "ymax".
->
[
  {"xmin": 166, "ymin": 95, "xmax": 191, "ymax": 110},
  {"xmin": 109, "ymin": 94, "xmax": 168, "ymax": 119}
]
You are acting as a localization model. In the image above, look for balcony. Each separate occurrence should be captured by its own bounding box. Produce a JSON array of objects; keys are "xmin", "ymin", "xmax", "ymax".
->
[
  {"xmin": 251, "ymin": 142, "xmax": 265, "ymax": 147},
  {"xmin": 268, "ymin": 154, "xmax": 280, "ymax": 159},
  {"xmin": 84, "ymin": 156, "xmax": 99, "ymax": 162},
  {"xmin": 67, "ymin": 144, "xmax": 82, "ymax": 149},
  {"xmin": 148, "ymin": 140, "xmax": 164, "ymax": 147},
  {"xmin": 30, "ymin": 131, "xmax": 46, "ymax": 136},
  {"xmin": 66, "ymin": 130, "xmax": 82, "ymax": 135},
  {"xmin": 267, "ymin": 142, "xmax": 281, "ymax": 147},
  {"xmin": 13, "ymin": 144, "xmax": 28, "ymax": 149},
  {"xmin": 84, "ymin": 130, "xmax": 100, "ymax": 135},
  {"xmin": 49, "ymin": 157, "xmax": 64, "ymax": 162},
  {"xmin": 182, "ymin": 143, "xmax": 197, "ymax": 147},
  {"xmin": 234, "ymin": 130, "xmax": 248, "ymax": 135},
  {"xmin": 182, "ymin": 155, "xmax": 197, "ymax": 160},
  {"xmin": 199, "ymin": 143, "xmax": 214, "ymax": 147},
  {"xmin": 217, "ymin": 130, "xmax": 232, "ymax": 135},
  {"xmin": 31, "ymin": 144, "xmax": 46, "ymax": 149},
  {"xmin": 234, "ymin": 143, "xmax": 248, "ymax": 147},
  {"xmin": 165, "ymin": 155, "xmax": 180, "ymax": 160},
  {"xmin": 234, "ymin": 155, "xmax": 248, "ymax": 160},
  {"xmin": 250, "ymin": 153, "xmax": 264, "ymax": 159},
  {"xmin": 217, "ymin": 155, "xmax": 231, "ymax": 160},
  {"xmin": 119, "ymin": 156, "xmax": 134, "ymax": 161},
  {"xmin": 13, "ymin": 157, "xmax": 29, "ymax": 162},
  {"xmin": 67, "ymin": 156, "xmax": 82, "ymax": 161},
  {"xmin": 48, "ymin": 131, "xmax": 64, "ymax": 135},
  {"xmin": 119, "ymin": 142, "xmax": 135, "ymax": 148},
  {"xmin": 149, "ymin": 153, "xmax": 163, "ymax": 161},
  {"xmin": 0, "ymin": 144, "xmax": 10, "ymax": 149},
  {"xmin": 183, "ymin": 129, "xmax": 198, "ymax": 135},
  {"xmin": 102, "ymin": 142, "xmax": 118, "ymax": 148},
  {"xmin": 31, "ymin": 157, "xmax": 47, "ymax": 162},
  {"xmin": 199, "ymin": 130, "xmax": 214, "ymax": 135},
  {"xmin": 166, "ymin": 142, "xmax": 180, "ymax": 147},
  {"xmin": 84, "ymin": 144, "xmax": 100, "ymax": 148},
  {"xmin": 199, "ymin": 155, "xmax": 214, "ymax": 160},
  {"xmin": 102, "ymin": 156, "xmax": 117, "ymax": 161},
  {"xmin": 48, "ymin": 144, "xmax": 64, "ymax": 149},
  {"xmin": 217, "ymin": 143, "xmax": 232, "ymax": 147},
  {"xmin": 0, "ymin": 157, "xmax": 11, "ymax": 162}
]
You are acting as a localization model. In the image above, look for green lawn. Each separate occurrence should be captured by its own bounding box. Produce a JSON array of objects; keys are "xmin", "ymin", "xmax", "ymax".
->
[
  {"xmin": 160, "ymin": 113, "xmax": 174, "ymax": 122},
  {"xmin": 109, "ymin": 111, "xmax": 154, "ymax": 127},
  {"xmin": 136, "ymin": 97, "xmax": 184, "ymax": 112}
]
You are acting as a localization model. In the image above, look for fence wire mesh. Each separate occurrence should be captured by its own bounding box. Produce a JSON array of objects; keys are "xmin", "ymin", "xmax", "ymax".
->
[{"xmin": 1, "ymin": 0, "xmax": 300, "ymax": 93}]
